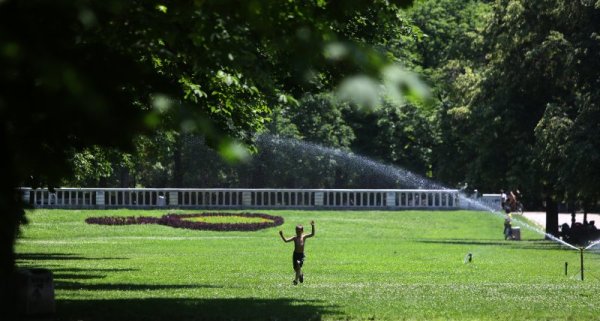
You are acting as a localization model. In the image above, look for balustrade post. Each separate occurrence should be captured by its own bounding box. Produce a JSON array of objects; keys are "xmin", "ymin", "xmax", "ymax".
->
[
  {"xmin": 96, "ymin": 191, "xmax": 105, "ymax": 209},
  {"xmin": 169, "ymin": 191, "xmax": 179, "ymax": 207},
  {"xmin": 22, "ymin": 189, "xmax": 30, "ymax": 205},
  {"xmin": 386, "ymin": 192, "xmax": 396, "ymax": 208},
  {"xmin": 242, "ymin": 191, "xmax": 252, "ymax": 206},
  {"xmin": 314, "ymin": 192, "xmax": 324, "ymax": 206}
]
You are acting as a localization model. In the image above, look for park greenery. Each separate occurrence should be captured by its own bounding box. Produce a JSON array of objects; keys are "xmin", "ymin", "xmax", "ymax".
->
[
  {"xmin": 16, "ymin": 209, "xmax": 600, "ymax": 320},
  {"xmin": 2, "ymin": 0, "xmax": 600, "ymax": 317},
  {"xmin": 56, "ymin": 0, "xmax": 600, "ymax": 219}
]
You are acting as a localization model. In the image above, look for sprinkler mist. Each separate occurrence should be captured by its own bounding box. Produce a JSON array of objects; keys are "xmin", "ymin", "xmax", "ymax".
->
[{"xmin": 255, "ymin": 134, "xmax": 596, "ymax": 278}]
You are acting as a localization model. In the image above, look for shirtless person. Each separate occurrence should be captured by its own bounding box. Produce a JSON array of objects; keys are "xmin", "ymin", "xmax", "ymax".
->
[{"xmin": 279, "ymin": 221, "xmax": 315, "ymax": 285}]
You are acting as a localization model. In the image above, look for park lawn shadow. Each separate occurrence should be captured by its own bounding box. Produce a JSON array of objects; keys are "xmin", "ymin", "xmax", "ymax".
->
[
  {"xmin": 16, "ymin": 252, "xmax": 128, "ymax": 261},
  {"xmin": 416, "ymin": 239, "xmax": 567, "ymax": 250},
  {"xmin": 54, "ymin": 281, "xmax": 221, "ymax": 291},
  {"xmin": 57, "ymin": 297, "xmax": 338, "ymax": 321}
]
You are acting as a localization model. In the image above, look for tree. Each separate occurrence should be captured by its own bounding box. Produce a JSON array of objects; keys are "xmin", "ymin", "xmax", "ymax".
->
[
  {"xmin": 1, "ymin": 1, "xmax": 416, "ymax": 315},
  {"xmin": 406, "ymin": 0, "xmax": 492, "ymax": 187},
  {"xmin": 460, "ymin": 0, "xmax": 600, "ymax": 234}
]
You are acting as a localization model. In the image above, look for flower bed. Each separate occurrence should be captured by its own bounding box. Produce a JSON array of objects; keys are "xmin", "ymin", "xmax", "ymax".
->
[
  {"xmin": 84, "ymin": 216, "xmax": 160, "ymax": 225},
  {"xmin": 85, "ymin": 212, "xmax": 284, "ymax": 232}
]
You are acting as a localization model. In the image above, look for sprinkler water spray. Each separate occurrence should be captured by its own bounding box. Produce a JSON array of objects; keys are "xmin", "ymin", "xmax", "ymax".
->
[{"xmin": 257, "ymin": 135, "xmax": 598, "ymax": 280}]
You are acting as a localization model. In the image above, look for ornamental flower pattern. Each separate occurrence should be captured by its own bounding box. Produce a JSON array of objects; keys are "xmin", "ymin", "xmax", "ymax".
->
[
  {"xmin": 84, "ymin": 216, "xmax": 160, "ymax": 225},
  {"xmin": 85, "ymin": 212, "xmax": 284, "ymax": 231}
]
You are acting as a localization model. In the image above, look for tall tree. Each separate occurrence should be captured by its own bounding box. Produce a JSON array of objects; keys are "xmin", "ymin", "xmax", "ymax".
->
[
  {"xmin": 462, "ymin": 0, "xmax": 600, "ymax": 233},
  {"xmin": 1, "ymin": 1, "xmax": 416, "ymax": 315},
  {"xmin": 407, "ymin": 0, "xmax": 492, "ymax": 186}
]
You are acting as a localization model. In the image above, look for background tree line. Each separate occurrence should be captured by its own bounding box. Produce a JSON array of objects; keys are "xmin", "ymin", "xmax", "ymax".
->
[{"xmin": 64, "ymin": 0, "xmax": 600, "ymax": 233}]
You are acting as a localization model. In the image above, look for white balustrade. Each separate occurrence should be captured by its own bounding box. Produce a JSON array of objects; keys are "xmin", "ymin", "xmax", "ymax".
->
[{"xmin": 18, "ymin": 187, "xmax": 464, "ymax": 210}]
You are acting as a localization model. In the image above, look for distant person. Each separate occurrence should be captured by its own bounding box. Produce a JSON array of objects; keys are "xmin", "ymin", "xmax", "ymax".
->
[
  {"xmin": 508, "ymin": 191, "xmax": 516, "ymax": 209},
  {"xmin": 500, "ymin": 189, "xmax": 508, "ymax": 209},
  {"xmin": 560, "ymin": 223, "xmax": 571, "ymax": 239},
  {"xmin": 504, "ymin": 211, "xmax": 513, "ymax": 240},
  {"xmin": 514, "ymin": 188, "xmax": 522, "ymax": 201},
  {"xmin": 279, "ymin": 221, "xmax": 315, "ymax": 285}
]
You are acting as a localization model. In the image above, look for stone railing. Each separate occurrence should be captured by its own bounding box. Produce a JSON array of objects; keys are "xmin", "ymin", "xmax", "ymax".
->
[{"xmin": 19, "ymin": 187, "xmax": 465, "ymax": 210}]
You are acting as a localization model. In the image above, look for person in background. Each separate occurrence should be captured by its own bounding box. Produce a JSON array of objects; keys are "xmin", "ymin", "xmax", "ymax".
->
[
  {"xmin": 504, "ymin": 210, "xmax": 513, "ymax": 240},
  {"xmin": 500, "ymin": 189, "xmax": 508, "ymax": 211}
]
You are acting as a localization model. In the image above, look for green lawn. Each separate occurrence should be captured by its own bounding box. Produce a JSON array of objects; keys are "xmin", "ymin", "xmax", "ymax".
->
[{"xmin": 15, "ymin": 209, "xmax": 600, "ymax": 321}]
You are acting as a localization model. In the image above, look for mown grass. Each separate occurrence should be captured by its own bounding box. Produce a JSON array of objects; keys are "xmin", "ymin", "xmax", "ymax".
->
[{"xmin": 15, "ymin": 209, "xmax": 600, "ymax": 321}]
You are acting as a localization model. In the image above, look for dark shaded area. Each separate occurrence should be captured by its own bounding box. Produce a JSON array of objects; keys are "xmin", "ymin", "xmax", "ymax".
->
[
  {"xmin": 54, "ymin": 281, "xmax": 221, "ymax": 291},
  {"xmin": 416, "ymin": 239, "xmax": 567, "ymax": 251},
  {"xmin": 57, "ymin": 298, "xmax": 337, "ymax": 321},
  {"xmin": 53, "ymin": 273, "xmax": 106, "ymax": 281},
  {"xmin": 51, "ymin": 268, "xmax": 137, "ymax": 273},
  {"xmin": 559, "ymin": 222, "xmax": 600, "ymax": 246},
  {"xmin": 50, "ymin": 267, "xmax": 137, "ymax": 281},
  {"xmin": 16, "ymin": 253, "xmax": 127, "ymax": 261}
]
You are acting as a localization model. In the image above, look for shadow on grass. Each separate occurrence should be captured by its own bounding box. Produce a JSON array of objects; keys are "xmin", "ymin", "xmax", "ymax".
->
[
  {"xmin": 16, "ymin": 265, "xmax": 139, "ymax": 282},
  {"xmin": 16, "ymin": 252, "xmax": 128, "ymax": 261},
  {"xmin": 53, "ymin": 273, "xmax": 107, "ymax": 280},
  {"xmin": 52, "ymin": 267, "xmax": 138, "ymax": 273},
  {"xmin": 48, "ymin": 268, "xmax": 138, "ymax": 281},
  {"xmin": 416, "ymin": 239, "xmax": 568, "ymax": 250},
  {"xmin": 55, "ymin": 281, "xmax": 221, "ymax": 291},
  {"xmin": 58, "ymin": 297, "xmax": 337, "ymax": 321}
]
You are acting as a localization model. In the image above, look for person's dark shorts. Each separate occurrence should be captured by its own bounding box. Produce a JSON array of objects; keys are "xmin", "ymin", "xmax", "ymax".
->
[{"xmin": 293, "ymin": 252, "xmax": 305, "ymax": 269}]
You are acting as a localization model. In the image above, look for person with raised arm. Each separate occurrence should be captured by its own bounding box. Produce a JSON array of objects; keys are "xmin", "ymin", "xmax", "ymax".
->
[{"xmin": 279, "ymin": 220, "xmax": 315, "ymax": 285}]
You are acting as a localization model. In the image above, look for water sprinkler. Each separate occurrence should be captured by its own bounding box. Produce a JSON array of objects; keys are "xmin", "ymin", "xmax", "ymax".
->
[{"xmin": 463, "ymin": 252, "xmax": 473, "ymax": 264}]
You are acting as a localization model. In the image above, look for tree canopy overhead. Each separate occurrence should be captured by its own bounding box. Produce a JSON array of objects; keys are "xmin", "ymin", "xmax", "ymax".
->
[{"xmin": 2, "ymin": 0, "xmax": 419, "ymax": 315}]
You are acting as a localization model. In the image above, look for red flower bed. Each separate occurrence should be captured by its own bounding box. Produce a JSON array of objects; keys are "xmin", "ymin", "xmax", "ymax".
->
[
  {"xmin": 85, "ymin": 212, "xmax": 284, "ymax": 231},
  {"xmin": 85, "ymin": 216, "xmax": 160, "ymax": 225}
]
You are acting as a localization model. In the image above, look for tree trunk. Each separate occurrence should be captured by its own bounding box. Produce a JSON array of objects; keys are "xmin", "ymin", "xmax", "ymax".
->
[
  {"xmin": 172, "ymin": 133, "xmax": 183, "ymax": 187},
  {"xmin": 570, "ymin": 201, "xmax": 576, "ymax": 226},
  {"xmin": 0, "ymin": 137, "xmax": 20, "ymax": 319},
  {"xmin": 0, "ymin": 201, "xmax": 19, "ymax": 321},
  {"xmin": 545, "ymin": 195, "xmax": 559, "ymax": 237}
]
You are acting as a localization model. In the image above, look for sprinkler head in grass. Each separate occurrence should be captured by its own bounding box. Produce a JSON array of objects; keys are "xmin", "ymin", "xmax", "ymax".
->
[{"xmin": 463, "ymin": 253, "xmax": 473, "ymax": 264}]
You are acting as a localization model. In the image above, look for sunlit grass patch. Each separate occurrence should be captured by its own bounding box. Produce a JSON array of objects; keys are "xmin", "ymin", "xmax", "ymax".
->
[{"xmin": 15, "ymin": 209, "xmax": 600, "ymax": 321}]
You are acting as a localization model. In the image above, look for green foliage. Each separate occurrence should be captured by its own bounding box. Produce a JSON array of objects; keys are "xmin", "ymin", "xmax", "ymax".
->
[
  {"xmin": 405, "ymin": 0, "xmax": 492, "ymax": 186},
  {"xmin": 287, "ymin": 93, "xmax": 355, "ymax": 149},
  {"xmin": 16, "ymin": 209, "xmax": 600, "ymax": 320},
  {"xmin": 343, "ymin": 101, "xmax": 435, "ymax": 176},
  {"xmin": 469, "ymin": 0, "xmax": 600, "ymax": 207},
  {"xmin": 1, "ymin": 1, "xmax": 420, "ymax": 307},
  {"xmin": 408, "ymin": 0, "xmax": 600, "ymax": 213}
]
